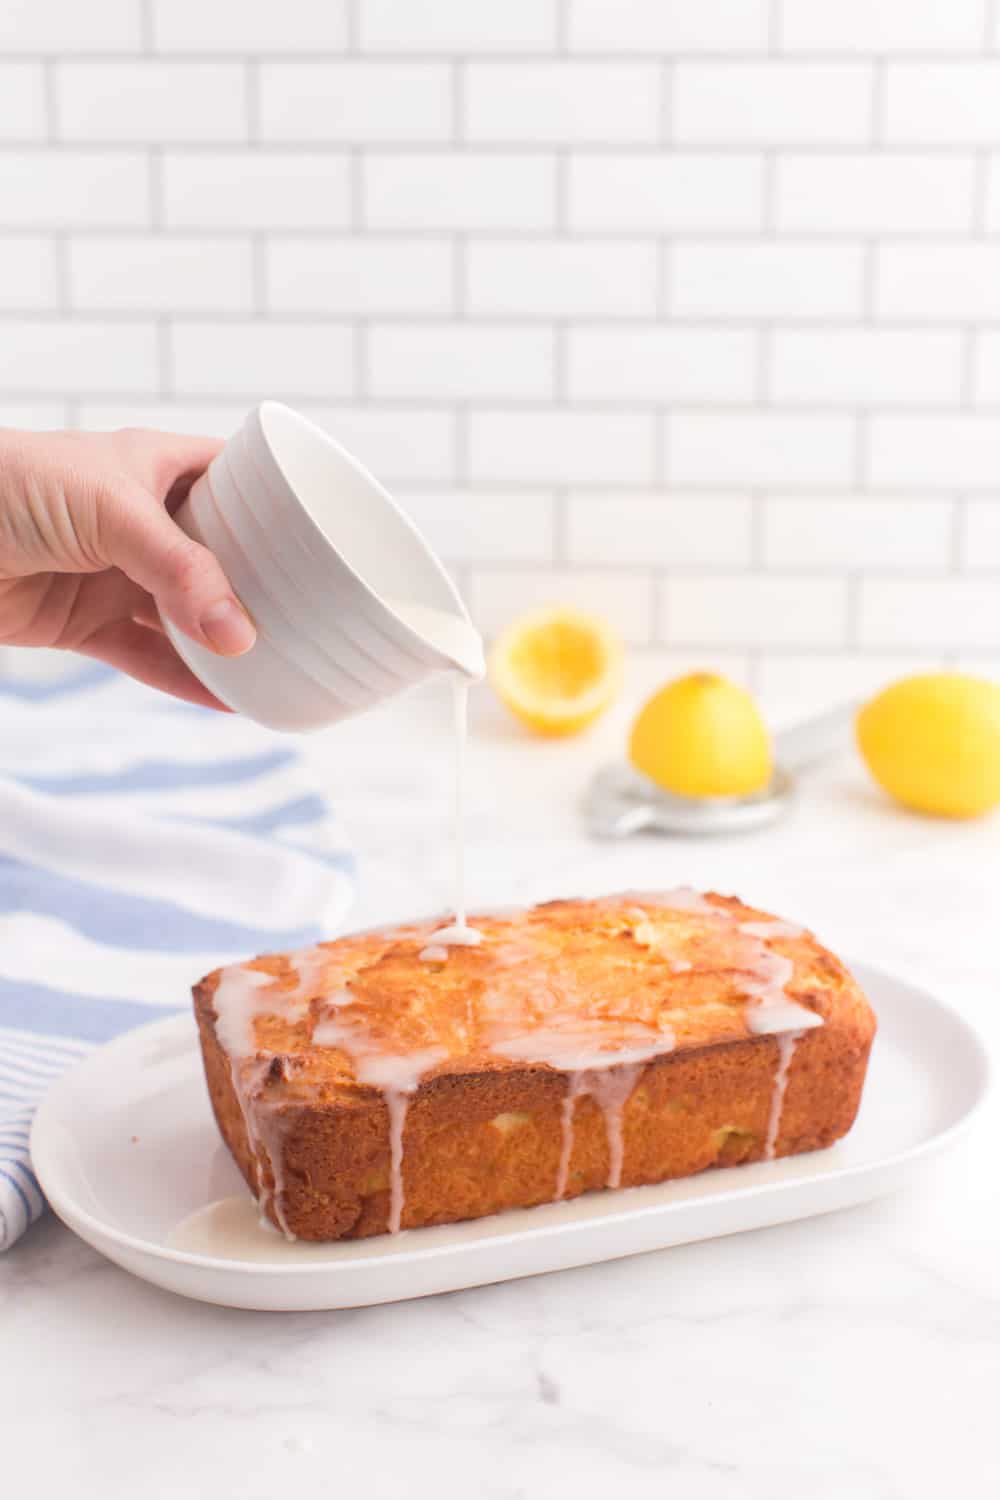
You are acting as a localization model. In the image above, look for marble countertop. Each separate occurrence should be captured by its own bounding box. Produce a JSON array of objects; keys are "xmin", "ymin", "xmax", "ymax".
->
[{"xmin": 3, "ymin": 680, "xmax": 999, "ymax": 1500}]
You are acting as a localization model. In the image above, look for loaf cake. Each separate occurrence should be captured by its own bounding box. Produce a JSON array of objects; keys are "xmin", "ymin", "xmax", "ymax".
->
[{"xmin": 193, "ymin": 890, "xmax": 876, "ymax": 1241}]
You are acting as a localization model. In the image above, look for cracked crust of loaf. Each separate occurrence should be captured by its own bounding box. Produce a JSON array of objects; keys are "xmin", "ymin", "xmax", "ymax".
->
[{"xmin": 192, "ymin": 894, "xmax": 877, "ymax": 1241}]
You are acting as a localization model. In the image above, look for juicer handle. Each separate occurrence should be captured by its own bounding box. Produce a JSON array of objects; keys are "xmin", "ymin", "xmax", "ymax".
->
[{"xmin": 773, "ymin": 702, "xmax": 858, "ymax": 773}]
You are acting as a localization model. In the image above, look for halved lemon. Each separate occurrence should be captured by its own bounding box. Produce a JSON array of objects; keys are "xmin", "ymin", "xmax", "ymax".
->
[{"xmin": 488, "ymin": 606, "xmax": 624, "ymax": 736}]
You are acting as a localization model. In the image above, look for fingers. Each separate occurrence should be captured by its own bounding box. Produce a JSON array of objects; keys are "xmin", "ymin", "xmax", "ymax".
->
[
  {"xmin": 98, "ymin": 488, "xmax": 257, "ymax": 658},
  {"xmin": 73, "ymin": 618, "xmax": 232, "ymax": 711},
  {"xmin": 116, "ymin": 429, "xmax": 225, "ymax": 507}
]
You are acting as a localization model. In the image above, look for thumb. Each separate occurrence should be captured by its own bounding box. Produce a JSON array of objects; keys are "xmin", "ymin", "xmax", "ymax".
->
[{"xmin": 99, "ymin": 487, "xmax": 257, "ymax": 657}]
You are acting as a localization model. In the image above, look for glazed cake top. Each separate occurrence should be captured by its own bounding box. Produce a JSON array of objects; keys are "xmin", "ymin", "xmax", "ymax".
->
[{"xmin": 199, "ymin": 889, "xmax": 856, "ymax": 1103}]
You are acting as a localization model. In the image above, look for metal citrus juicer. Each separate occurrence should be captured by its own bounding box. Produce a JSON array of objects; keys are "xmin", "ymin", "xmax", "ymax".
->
[{"xmin": 585, "ymin": 703, "xmax": 856, "ymax": 838}]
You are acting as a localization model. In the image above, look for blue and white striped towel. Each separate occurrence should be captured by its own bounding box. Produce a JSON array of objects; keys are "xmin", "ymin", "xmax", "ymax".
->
[{"xmin": 0, "ymin": 662, "xmax": 356, "ymax": 1250}]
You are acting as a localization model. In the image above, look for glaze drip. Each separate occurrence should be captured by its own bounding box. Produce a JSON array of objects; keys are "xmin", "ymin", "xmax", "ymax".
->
[{"xmin": 764, "ymin": 1031, "xmax": 802, "ymax": 1160}]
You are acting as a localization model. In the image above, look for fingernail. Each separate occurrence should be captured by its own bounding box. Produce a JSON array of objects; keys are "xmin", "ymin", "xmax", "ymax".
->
[{"xmin": 201, "ymin": 599, "xmax": 257, "ymax": 656}]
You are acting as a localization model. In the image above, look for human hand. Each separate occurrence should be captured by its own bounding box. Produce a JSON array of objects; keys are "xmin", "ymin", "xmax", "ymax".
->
[{"xmin": 0, "ymin": 427, "xmax": 257, "ymax": 708}]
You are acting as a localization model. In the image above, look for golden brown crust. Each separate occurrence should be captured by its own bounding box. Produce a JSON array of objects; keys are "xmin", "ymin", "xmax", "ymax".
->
[{"xmin": 192, "ymin": 892, "xmax": 877, "ymax": 1241}]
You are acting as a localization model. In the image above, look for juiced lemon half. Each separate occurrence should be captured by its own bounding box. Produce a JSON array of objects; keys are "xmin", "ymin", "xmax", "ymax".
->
[
  {"xmin": 489, "ymin": 606, "xmax": 624, "ymax": 736},
  {"xmin": 629, "ymin": 672, "xmax": 772, "ymax": 799}
]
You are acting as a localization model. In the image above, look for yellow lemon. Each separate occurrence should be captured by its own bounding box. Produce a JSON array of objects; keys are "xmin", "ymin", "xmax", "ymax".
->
[
  {"xmin": 488, "ymin": 606, "xmax": 623, "ymax": 736},
  {"xmin": 857, "ymin": 673, "xmax": 1000, "ymax": 818},
  {"xmin": 629, "ymin": 672, "xmax": 772, "ymax": 798}
]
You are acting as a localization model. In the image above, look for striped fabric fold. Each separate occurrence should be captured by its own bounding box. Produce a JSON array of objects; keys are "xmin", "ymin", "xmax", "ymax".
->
[{"xmin": 0, "ymin": 661, "xmax": 355, "ymax": 1251}]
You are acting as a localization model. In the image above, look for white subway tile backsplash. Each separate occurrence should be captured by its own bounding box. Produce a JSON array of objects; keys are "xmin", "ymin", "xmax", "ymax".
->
[
  {"xmin": 368, "ymin": 324, "xmax": 554, "ymax": 401},
  {"xmin": 570, "ymin": 0, "xmax": 768, "ymax": 53},
  {"xmin": 876, "ymin": 245, "xmax": 1000, "ymax": 322},
  {"xmin": 2, "ymin": 0, "xmax": 998, "ymax": 671},
  {"xmin": 675, "ymin": 64, "xmax": 873, "ymax": 146},
  {"xmin": 567, "ymin": 493, "xmax": 753, "ymax": 566},
  {"xmin": 163, "ymin": 152, "xmax": 350, "ymax": 229},
  {"xmin": 76, "ymin": 401, "xmax": 248, "ymax": 435},
  {"xmin": 860, "ymin": 578, "xmax": 1000, "ymax": 647},
  {"xmin": 56, "ymin": 64, "xmax": 248, "ymax": 144},
  {"xmin": 0, "ymin": 238, "xmax": 58, "ymax": 310},
  {"xmin": 884, "ymin": 63, "xmax": 1000, "ymax": 144},
  {"xmin": 758, "ymin": 654, "xmax": 936, "ymax": 716},
  {"xmin": 69, "ymin": 237, "xmax": 254, "ymax": 312},
  {"xmin": 365, "ymin": 154, "xmax": 556, "ymax": 231},
  {"xmin": 320, "ymin": 407, "xmax": 456, "ymax": 484},
  {"xmin": 465, "ymin": 64, "xmax": 660, "ymax": 144},
  {"xmin": 869, "ymin": 416, "xmax": 1000, "ymax": 488},
  {"xmin": 777, "ymin": 155, "xmax": 976, "ymax": 234},
  {"xmin": 169, "ymin": 322, "xmax": 355, "ymax": 398},
  {"xmin": 0, "ymin": 400, "xmax": 71, "ymax": 430},
  {"xmin": 0, "ymin": 65, "xmax": 47, "ymax": 142},
  {"xmin": 664, "ymin": 576, "xmax": 849, "ymax": 647},
  {"xmin": 672, "ymin": 243, "xmax": 865, "ymax": 320},
  {"xmin": 771, "ymin": 329, "xmax": 963, "ymax": 405},
  {"xmin": 0, "ymin": 0, "xmax": 141, "ymax": 53},
  {"xmin": 667, "ymin": 413, "xmax": 857, "ymax": 487},
  {"xmin": 259, "ymin": 64, "xmax": 452, "ymax": 144},
  {"xmin": 396, "ymin": 489, "xmax": 555, "ymax": 563},
  {"xmin": 469, "ymin": 411, "xmax": 655, "ymax": 484},
  {"xmin": 0, "ymin": 320, "xmax": 157, "ymax": 394},
  {"xmin": 763, "ymin": 496, "xmax": 953, "ymax": 568},
  {"xmin": 360, "ymin": 0, "xmax": 557, "ymax": 53},
  {"xmin": 779, "ymin": 0, "xmax": 987, "ymax": 54},
  {"xmin": 570, "ymin": 154, "xmax": 763, "ymax": 232},
  {"xmin": 152, "ymin": 0, "xmax": 348, "ymax": 52},
  {"xmin": 469, "ymin": 570, "xmax": 653, "ymax": 644},
  {"xmin": 961, "ymin": 499, "xmax": 1000, "ymax": 567},
  {"xmin": 0, "ymin": 151, "xmax": 151, "ymax": 227},
  {"xmin": 567, "ymin": 327, "xmax": 757, "ymax": 402},
  {"xmin": 267, "ymin": 239, "xmax": 454, "ymax": 315},
  {"xmin": 466, "ymin": 241, "xmax": 658, "ymax": 319}
]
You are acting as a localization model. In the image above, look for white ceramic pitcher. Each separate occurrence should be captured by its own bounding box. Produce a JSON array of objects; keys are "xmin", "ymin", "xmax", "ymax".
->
[{"xmin": 162, "ymin": 402, "xmax": 484, "ymax": 731}]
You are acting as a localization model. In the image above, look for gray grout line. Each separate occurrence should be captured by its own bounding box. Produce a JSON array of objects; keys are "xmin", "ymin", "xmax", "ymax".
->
[
  {"xmin": 7, "ymin": 303, "xmax": 1000, "ymax": 339},
  {"xmin": 140, "ymin": 0, "xmax": 154, "ymax": 51},
  {"xmin": 20, "ymin": 49, "xmax": 1000, "ymax": 62},
  {"xmin": 7, "ymin": 221, "xmax": 1000, "ymax": 248},
  {"xmin": 768, "ymin": 0, "xmax": 782, "ymax": 53},
  {"xmin": 869, "ymin": 58, "xmax": 886, "ymax": 145},
  {"xmin": 660, "ymin": 59, "xmax": 673, "ymax": 147},
  {"xmin": 246, "ymin": 60, "xmax": 260, "ymax": 146},
  {"xmin": 452, "ymin": 60, "xmax": 464, "ymax": 146},
  {"xmin": 42, "ymin": 59, "xmax": 58, "ymax": 144},
  {"xmin": 346, "ymin": 0, "xmax": 360, "ymax": 53},
  {"xmin": 9, "ymin": 139, "xmax": 995, "ymax": 157}
]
